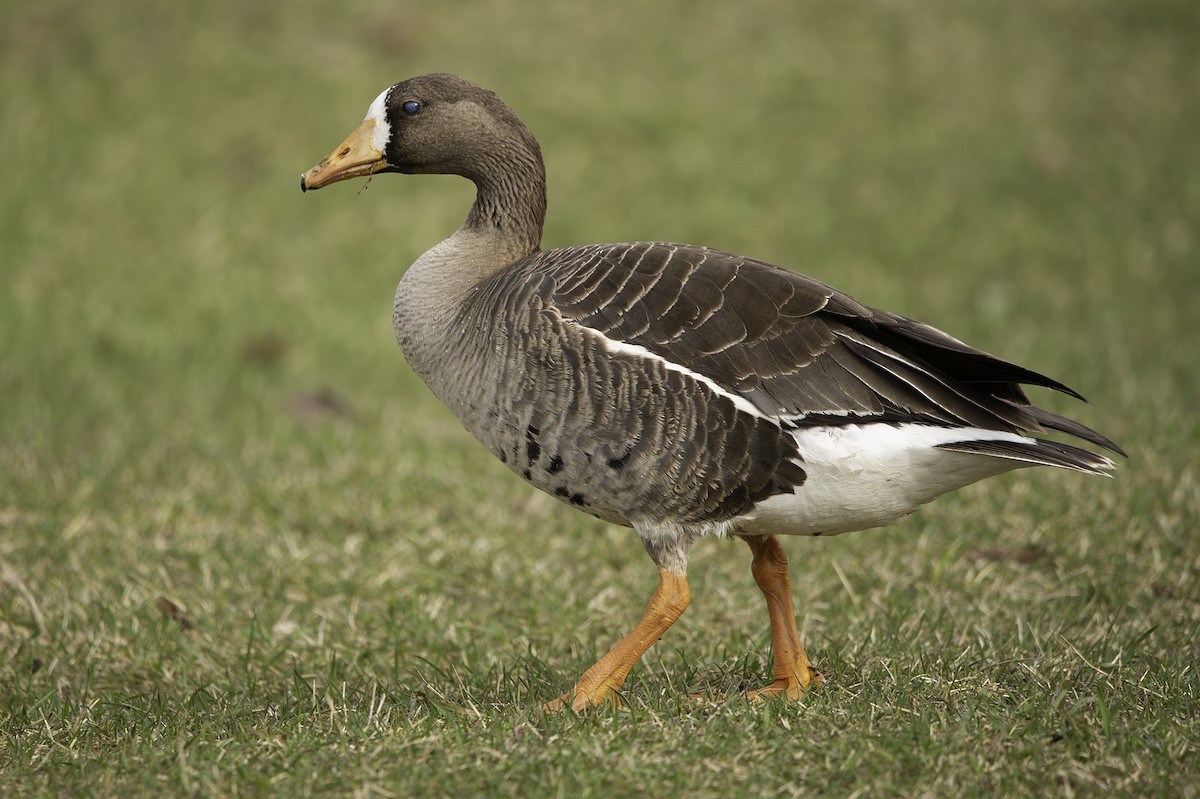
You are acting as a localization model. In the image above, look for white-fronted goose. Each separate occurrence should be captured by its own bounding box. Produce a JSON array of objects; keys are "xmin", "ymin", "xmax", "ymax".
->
[{"xmin": 301, "ymin": 73, "xmax": 1123, "ymax": 711}]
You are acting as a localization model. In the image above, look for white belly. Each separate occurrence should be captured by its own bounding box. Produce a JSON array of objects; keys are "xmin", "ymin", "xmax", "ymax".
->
[{"xmin": 735, "ymin": 423, "xmax": 1033, "ymax": 537}]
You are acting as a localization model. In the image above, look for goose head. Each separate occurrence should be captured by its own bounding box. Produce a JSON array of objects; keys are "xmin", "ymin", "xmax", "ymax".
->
[{"xmin": 300, "ymin": 73, "xmax": 543, "ymax": 192}]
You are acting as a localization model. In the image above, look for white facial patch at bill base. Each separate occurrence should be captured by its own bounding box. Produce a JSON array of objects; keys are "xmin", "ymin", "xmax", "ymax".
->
[{"xmin": 365, "ymin": 86, "xmax": 393, "ymax": 152}]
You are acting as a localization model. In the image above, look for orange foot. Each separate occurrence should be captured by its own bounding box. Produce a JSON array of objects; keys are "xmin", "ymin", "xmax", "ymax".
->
[
  {"xmin": 543, "ymin": 685, "xmax": 622, "ymax": 713},
  {"xmin": 746, "ymin": 669, "xmax": 825, "ymax": 702}
]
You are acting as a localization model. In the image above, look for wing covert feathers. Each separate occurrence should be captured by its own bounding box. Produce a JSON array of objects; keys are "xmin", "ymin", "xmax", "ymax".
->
[{"xmin": 526, "ymin": 242, "xmax": 1121, "ymax": 461}]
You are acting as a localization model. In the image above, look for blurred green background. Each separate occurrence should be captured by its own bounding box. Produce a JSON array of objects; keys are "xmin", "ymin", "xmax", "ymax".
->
[{"xmin": 2, "ymin": 0, "xmax": 1198, "ymax": 796}]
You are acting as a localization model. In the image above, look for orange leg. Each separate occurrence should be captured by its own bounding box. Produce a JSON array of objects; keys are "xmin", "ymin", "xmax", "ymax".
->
[
  {"xmin": 546, "ymin": 569, "xmax": 690, "ymax": 712},
  {"xmin": 743, "ymin": 535, "xmax": 823, "ymax": 701}
]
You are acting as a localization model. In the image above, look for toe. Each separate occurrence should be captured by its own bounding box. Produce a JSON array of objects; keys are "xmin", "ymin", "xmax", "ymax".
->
[{"xmin": 544, "ymin": 687, "xmax": 622, "ymax": 712}]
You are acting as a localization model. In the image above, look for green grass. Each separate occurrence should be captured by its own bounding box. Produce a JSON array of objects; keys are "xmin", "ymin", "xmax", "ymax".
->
[{"xmin": 2, "ymin": 0, "xmax": 1198, "ymax": 795}]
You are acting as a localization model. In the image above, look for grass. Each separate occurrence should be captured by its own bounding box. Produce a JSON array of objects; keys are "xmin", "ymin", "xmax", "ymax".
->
[{"xmin": 2, "ymin": 0, "xmax": 1198, "ymax": 795}]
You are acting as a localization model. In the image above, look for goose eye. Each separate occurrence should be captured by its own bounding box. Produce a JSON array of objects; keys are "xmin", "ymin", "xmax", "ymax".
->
[{"xmin": 401, "ymin": 100, "xmax": 421, "ymax": 116}]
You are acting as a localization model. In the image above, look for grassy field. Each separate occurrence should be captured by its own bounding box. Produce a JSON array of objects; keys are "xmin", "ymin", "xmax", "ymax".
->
[{"xmin": 2, "ymin": 0, "xmax": 1198, "ymax": 795}]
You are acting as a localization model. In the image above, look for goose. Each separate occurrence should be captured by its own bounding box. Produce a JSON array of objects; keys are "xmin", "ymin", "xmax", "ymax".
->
[{"xmin": 300, "ymin": 73, "xmax": 1123, "ymax": 711}]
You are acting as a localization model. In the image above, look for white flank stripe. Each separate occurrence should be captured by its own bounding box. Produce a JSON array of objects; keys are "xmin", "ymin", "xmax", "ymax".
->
[
  {"xmin": 365, "ymin": 86, "xmax": 393, "ymax": 152},
  {"xmin": 578, "ymin": 325, "xmax": 769, "ymax": 420},
  {"xmin": 575, "ymin": 320, "xmax": 890, "ymax": 423}
]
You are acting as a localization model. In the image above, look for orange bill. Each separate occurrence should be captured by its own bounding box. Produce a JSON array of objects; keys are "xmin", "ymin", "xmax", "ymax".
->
[{"xmin": 301, "ymin": 117, "xmax": 388, "ymax": 192}]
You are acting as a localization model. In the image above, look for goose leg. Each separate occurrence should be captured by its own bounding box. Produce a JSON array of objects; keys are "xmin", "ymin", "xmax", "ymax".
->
[
  {"xmin": 546, "ymin": 568, "xmax": 690, "ymax": 712},
  {"xmin": 742, "ymin": 535, "xmax": 823, "ymax": 700}
]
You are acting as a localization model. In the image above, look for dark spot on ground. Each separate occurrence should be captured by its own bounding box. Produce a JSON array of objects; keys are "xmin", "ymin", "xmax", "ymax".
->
[
  {"xmin": 968, "ymin": 545, "xmax": 1045, "ymax": 565},
  {"xmin": 156, "ymin": 596, "xmax": 194, "ymax": 630},
  {"xmin": 287, "ymin": 387, "xmax": 356, "ymax": 425},
  {"xmin": 242, "ymin": 333, "xmax": 288, "ymax": 365}
]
